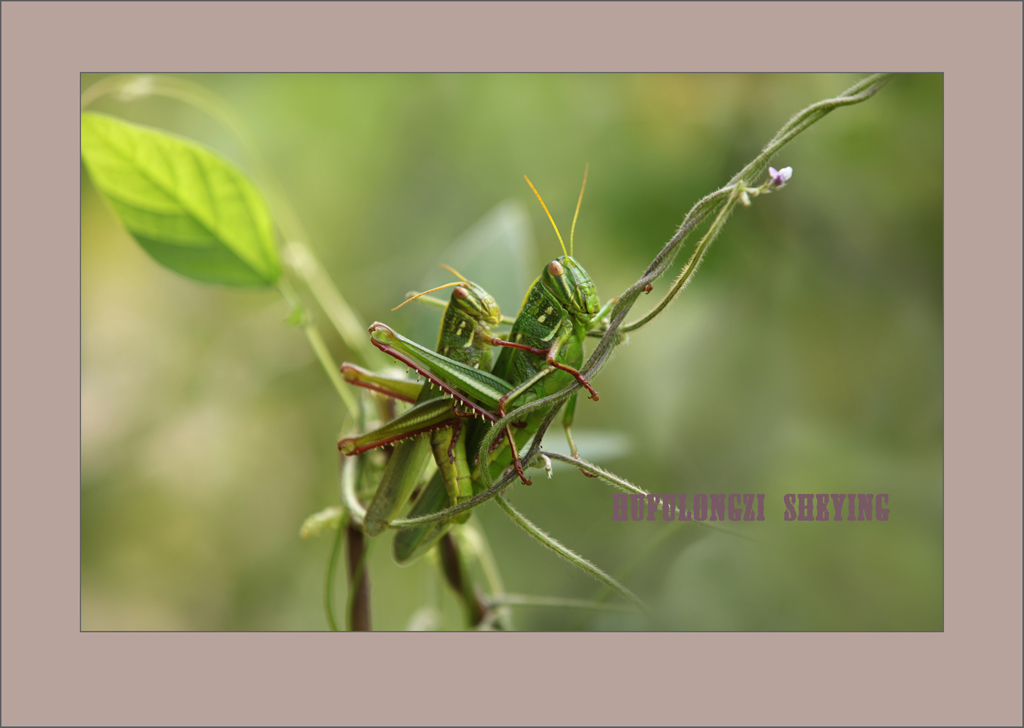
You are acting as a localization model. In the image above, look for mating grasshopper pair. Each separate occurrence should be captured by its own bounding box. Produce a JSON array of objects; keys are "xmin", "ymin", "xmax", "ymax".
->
[{"xmin": 339, "ymin": 169, "xmax": 614, "ymax": 562}]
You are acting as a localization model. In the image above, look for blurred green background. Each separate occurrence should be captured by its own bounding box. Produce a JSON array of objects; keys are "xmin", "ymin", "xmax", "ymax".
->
[{"xmin": 81, "ymin": 73, "xmax": 942, "ymax": 631}]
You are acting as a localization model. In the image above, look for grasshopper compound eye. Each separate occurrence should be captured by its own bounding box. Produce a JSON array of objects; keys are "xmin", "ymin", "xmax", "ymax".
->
[
  {"xmin": 548, "ymin": 260, "xmax": 564, "ymax": 276},
  {"xmin": 453, "ymin": 286, "xmax": 469, "ymax": 300}
]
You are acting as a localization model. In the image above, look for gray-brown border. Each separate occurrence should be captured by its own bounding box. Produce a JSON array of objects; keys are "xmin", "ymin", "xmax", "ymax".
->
[{"xmin": 3, "ymin": 1, "xmax": 1021, "ymax": 725}]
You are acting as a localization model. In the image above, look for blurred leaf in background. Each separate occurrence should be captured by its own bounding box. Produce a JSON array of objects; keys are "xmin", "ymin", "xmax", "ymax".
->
[
  {"xmin": 81, "ymin": 73, "xmax": 942, "ymax": 630},
  {"xmin": 399, "ymin": 199, "xmax": 533, "ymax": 353}
]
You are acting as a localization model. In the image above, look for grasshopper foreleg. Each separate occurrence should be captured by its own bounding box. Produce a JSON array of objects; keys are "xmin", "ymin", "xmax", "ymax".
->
[
  {"xmin": 503, "ymin": 425, "xmax": 532, "ymax": 486},
  {"xmin": 488, "ymin": 337, "xmax": 600, "ymax": 401}
]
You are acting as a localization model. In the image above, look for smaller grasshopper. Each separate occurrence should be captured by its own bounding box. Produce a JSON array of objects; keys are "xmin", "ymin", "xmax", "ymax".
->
[{"xmin": 339, "ymin": 271, "xmax": 503, "ymax": 537}]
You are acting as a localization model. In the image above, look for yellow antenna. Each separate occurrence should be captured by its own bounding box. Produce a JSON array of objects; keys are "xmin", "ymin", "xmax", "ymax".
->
[
  {"xmin": 569, "ymin": 164, "xmax": 589, "ymax": 258},
  {"xmin": 438, "ymin": 263, "xmax": 467, "ymax": 282},
  {"xmin": 524, "ymin": 175, "xmax": 567, "ymax": 258},
  {"xmin": 391, "ymin": 281, "xmax": 462, "ymax": 311}
]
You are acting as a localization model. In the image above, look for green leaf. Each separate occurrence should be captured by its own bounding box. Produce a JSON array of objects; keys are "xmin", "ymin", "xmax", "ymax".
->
[{"xmin": 81, "ymin": 112, "xmax": 281, "ymax": 287}]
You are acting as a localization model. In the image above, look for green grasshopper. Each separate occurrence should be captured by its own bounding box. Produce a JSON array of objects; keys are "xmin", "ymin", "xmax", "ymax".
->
[
  {"xmin": 367, "ymin": 168, "xmax": 609, "ymax": 497},
  {"xmin": 338, "ymin": 270, "xmax": 502, "ymax": 537}
]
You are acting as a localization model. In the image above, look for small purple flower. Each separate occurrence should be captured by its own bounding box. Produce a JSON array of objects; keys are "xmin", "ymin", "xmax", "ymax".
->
[{"xmin": 769, "ymin": 166, "xmax": 793, "ymax": 187}]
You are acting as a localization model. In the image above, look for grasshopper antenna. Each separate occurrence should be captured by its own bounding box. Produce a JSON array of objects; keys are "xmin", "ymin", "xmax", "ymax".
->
[
  {"xmin": 391, "ymin": 281, "xmax": 463, "ymax": 311},
  {"xmin": 569, "ymin": 164, "xmax": 589, "ymax": 258},
  {"xmin": 524, "ymin": 175, "xmax": 568, "ymax": 258},
  {"xmin": 438, "ymin": 263, "xmax": 468, "ymax": 282}
]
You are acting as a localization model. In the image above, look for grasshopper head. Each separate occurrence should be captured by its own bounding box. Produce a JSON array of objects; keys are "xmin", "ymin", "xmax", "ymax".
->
[
  {"xmin": 450, "ymin": 282, "xmax": 502, "ymax": 330},
  {"xmin": 542, "ymin": 255, "xmax": 601, "ymax": 322}
]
